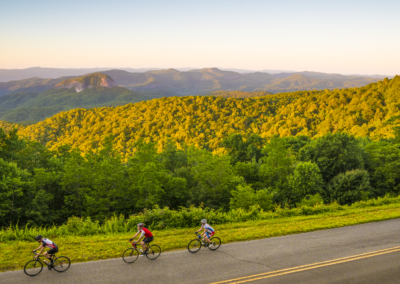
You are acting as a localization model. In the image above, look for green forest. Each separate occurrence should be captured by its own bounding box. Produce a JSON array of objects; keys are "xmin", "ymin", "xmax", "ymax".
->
[
  {"xmin": 1, "ymin": 125, "xmax": 399, "ymax": 229},
  {"xmin": 0, "ymin": 76, "xmax": 399, "ymax": 230}
]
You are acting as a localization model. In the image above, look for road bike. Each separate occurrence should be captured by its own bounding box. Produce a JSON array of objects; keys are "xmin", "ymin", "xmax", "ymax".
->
[
  {"xmin": 122, "ymin": 241, "xmax": 161, "ymax": 263},
  {"xmin": 24, "ymin": 252, "xmax": 71, "ymax": 276},
  {"xmin": 188, "ymin": 232, "xmax": 221, "ymax": 253}
]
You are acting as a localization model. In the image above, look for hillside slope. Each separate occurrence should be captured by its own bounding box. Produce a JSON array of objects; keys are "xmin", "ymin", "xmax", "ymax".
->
[
  {"xmin": 0, "ymin": 77, "xmax": 73, "ymax": 96},
  {"xmin": 0, "ymin": 86, "xmax": 149, "ymax": 123},
  {"xmin": 6, "ymin": 76, "xmax": 399, "ymax": 156}
]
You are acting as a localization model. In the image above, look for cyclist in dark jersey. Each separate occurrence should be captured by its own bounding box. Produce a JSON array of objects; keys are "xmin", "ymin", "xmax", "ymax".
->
[
  {"xmin": 32, "ymin": 235, "xmax": 58, "ymax": 269},
  {"xmin": 129, "ymin": 223, "xmax": 153, "ymax": 255}
]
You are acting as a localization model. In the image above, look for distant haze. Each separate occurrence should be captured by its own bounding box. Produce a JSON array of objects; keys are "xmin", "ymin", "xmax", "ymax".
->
[{"xmin": 1, "ymin": 0, "xmax": 399, "ymax": 75}]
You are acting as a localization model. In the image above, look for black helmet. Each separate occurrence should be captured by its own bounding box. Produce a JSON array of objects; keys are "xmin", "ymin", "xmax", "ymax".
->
[{"xmin": 35, "ymin": 235, "xmax": 43, "ymax": 241}]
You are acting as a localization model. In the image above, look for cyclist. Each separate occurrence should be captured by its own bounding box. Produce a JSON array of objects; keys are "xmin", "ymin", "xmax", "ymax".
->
[
  {"xmin": 129, "ymin": 223, "xmax": 153, "ymax": 255},
  {"xmin": 32, "ymin": 235, "xmax": 58, "ymax": 270},
  {"xmin": 196, "ymin": 219, "xmax": 215, "ymax": 246}
]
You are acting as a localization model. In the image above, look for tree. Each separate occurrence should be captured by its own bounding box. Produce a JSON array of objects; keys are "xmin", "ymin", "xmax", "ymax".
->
[
  {"xmin": 0, "ymin": 158, "xmax": 34, "ymax": 227},
  {"xmin": 222, "ymin": 133, "xmax": 265, "ymax": 165},
  {"xmin": 365, "ymin": 140, "xmax": 400, "ymax": 196},
  {"xmin": 298, "ymin": 132, "xmax": 365, "ymax": 184},
  {"xmin": 328, "ymin": 169, "xmax": 373, "ymax": 205},
  {"xmin": 229, "ymin": 184, "xmax": 273, "ymax": 211},
  {"xmin": 260, "ymin": 136, "xmax": 295, "ymax": 204},
  {"xmin": 288, "ymin": 161, "xmax": 324, "ymax": 203}
]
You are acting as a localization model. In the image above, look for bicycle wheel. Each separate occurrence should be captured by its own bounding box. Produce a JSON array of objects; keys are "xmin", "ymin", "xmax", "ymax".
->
[
  {"xmin": 208, "ymin": 237, "xmax": 221, "ymax": 250},
  {"xmin": 53, "ymin": 256, "xmax": 71, "ymax": 272},
  {"xmin": 122, "ymin": 248, "xmax": 140, "ymax": 263},
  {"xmin": 24, "ymin": 260, "xmax": 43, "ymax": 276},
  {"xmin": 146, "ymin": 244, "xmax": 161, "ymax": 260},
  {"xmin": 188, "ymin": 239, "xmax": 202, "ymax": 253}
]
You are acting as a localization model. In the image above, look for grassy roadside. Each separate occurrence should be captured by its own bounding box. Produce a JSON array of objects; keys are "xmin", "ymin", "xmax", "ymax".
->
[{"xmin": 1, "ymin": 203, "xmax": 400, "ymax": 272}]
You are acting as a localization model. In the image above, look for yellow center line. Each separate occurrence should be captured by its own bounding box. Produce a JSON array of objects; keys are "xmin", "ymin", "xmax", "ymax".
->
[{"xmin": 210, "ymin": 246, "xmax": 400, "ymax": 284}]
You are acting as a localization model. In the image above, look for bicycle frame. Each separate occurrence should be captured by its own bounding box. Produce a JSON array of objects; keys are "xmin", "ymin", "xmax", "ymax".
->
[
  {"xmin": 131, "ymin": 241, "xmax": 149, "ymax": 251},
  {"xmin": 32, "ymin": 252, "xmax": 54, "ymax": 267},
  {"xmin": 195, "ymin": 233, "xmax": 210, "ymax": 246}
]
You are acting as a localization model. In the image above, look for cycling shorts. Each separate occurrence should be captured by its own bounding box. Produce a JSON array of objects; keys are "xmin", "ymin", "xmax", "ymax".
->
[
  {"xmin": 143, "ymin": 236, "xmax": 154, "ymax": 244},
  {"xmin": 47, "ymin": 246, "xmax": 58, "ymax": 255},
  {"xmin": 206, "ymin": 231, "xmax": 215, "ymax": 238}
]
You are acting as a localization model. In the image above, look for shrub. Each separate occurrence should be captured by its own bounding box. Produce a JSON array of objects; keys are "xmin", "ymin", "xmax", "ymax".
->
[
  {"xmin": 328, "ymin": 169, "xmax": 373, "ymax": 205},
  {"xmin": 288, "ymin": 161, "xmax": 324, "ymax": 202},
  {"xmin": 296, "ymin": 194, "xmax": 324, "ymax": 207}
]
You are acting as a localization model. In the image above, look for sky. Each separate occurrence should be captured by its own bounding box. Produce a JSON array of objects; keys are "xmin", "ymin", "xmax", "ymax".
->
[{"xmin": 1, "ymin": 0, "xmax": 399, "ymax": 75}]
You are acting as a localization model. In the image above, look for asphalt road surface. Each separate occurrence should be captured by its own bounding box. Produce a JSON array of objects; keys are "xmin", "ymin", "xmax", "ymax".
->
[{"xmin": 1, "ymin": 219, "xmax": 400, "ymax": 284}]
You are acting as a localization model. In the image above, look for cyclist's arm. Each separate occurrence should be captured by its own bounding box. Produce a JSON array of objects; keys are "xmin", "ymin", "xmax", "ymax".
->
[
  {"xmin": 196, "ymin": 227, "xmax": 204, "ymax": 233},
  {"xmin": 129, "ymin": 232, "xmax": 139, "ymax": 241},
  {"xmin": 32, "ymin": 243, "xmax": 44, "ymax": 253},
  {"xmin": 136, "ymin": 235, "xmax": 144, "ymax": 243}
]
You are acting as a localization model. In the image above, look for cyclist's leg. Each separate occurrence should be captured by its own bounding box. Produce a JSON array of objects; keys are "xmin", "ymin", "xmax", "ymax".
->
[
  {"xmin": 205, "ymin": 232, "xmax": 212, "ymax": 243},
  {"xmin": 44, "ymin": 247, "xmax": 58, "ymax": 264},
  {"xmin": 142, "ymin": 236, "xmax": 153, "ymax": 252}
]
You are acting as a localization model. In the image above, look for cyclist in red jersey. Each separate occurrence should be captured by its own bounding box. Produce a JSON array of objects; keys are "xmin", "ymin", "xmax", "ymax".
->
[
  {"xmin": 129, "ymin": 223, "xmax": 153, "ymax": 254},
  {"xmin": 32, "ymin": 235, "xmax": 58, "ymax": 270}
]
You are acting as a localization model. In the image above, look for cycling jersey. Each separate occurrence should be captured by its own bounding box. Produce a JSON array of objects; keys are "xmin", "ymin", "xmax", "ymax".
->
[
  {"xmin": 138, "ymin": 228, "xmax": 153, "ymax": 238},
  {"xmin": 42, "ymin": 238, "xmax": 57, "ymax": 249},
  {"xmin": 202, "ymin": 224, "xmax": 214, "ymax": 233}
]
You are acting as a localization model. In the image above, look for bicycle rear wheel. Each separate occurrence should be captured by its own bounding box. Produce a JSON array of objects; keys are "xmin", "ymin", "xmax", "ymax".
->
[
  {"xmin": 122, "ymin": 248, "xmax": 140, "ymax": 263},
  {"xmin": 208, "ymin": 237, "xmax": 221, "ymax": 250},
  {"xmin": 24, "ymin": 260, "xmax": 43, "ymax": 276},
  {"xmin": 146, "ymin": 245, "xmax": 161, "ymax": 260},
  {"xmin": 53, "ymin": 256, "xmax": 71, "ymax": 272},
  {"xmin": 188, "ymin": 239, "xmax": 202, "ymax": 253}
]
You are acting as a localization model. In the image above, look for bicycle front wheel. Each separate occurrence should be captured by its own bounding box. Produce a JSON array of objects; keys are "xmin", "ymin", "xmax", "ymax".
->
[
  {"xmin": 53, "ymin": 256, "xmax": 71, "ymax": 272},
  {"xmin": 146, "ymin": 245, "xmax": 161, "ymax": 260},
  {"xmin": 208, "ymin": 237, "xmax": 221, "ymax": 250},
  {"xmin": 188, "ymin": 239, "xmax": 202, "ymax": 253},
  {"xmin": 122, "ymin": 248, "xmax": 140, "ymax": 263},
  {"xmin": 24, "ymin": 260, "xmax": 43, "ymax": 276}
]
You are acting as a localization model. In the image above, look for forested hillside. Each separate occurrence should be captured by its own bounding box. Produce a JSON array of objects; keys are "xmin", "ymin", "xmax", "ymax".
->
[
  {"xmin": 0, "ymin": 87, "xmax": 149, "ymax": 123},
  {"xmin": 206, "ymin": 90, "xmax": 272, "ymax": 98},
  {"xmin": 6, "ymin": 76, "xmax": 399, "ymax": 157},
  {"xmin": 0, "ymin": 77, "xmax": 72, "ymax": 96}
]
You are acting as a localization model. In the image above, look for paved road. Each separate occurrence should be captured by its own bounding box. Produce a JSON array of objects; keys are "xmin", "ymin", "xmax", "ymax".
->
[{"xmin": 1, "ymin": 219, "xmax": 400, "ymax": 284}]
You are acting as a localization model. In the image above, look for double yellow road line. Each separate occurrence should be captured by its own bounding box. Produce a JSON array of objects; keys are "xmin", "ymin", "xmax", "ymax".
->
[{"xmin": 210, "ymin": 246, "xmax": 400, "ymax": 284}]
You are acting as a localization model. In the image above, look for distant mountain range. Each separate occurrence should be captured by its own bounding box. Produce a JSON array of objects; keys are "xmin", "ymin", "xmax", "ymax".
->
[
  {"xmin": 0, "ymin": 67, "xmax": 393, "ymax": 82},
  {"xmin": 0, "ymin": 74, "xmax": 148, "ymax": 123},
  {"xmin": 0, "ymin": 68, "xmax": 385, "ymax": 97}
]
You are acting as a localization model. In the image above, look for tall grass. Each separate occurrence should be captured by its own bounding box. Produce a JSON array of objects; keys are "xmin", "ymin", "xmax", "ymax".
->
[{"xmin": 1, "ymin": 195, "xmax": 400, "ymax": 242}]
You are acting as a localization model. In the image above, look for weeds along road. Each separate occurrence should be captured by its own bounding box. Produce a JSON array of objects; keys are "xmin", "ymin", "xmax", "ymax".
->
[{"xmin": 2, "ymin": 218, "xmax": 400, "ymax": 284}]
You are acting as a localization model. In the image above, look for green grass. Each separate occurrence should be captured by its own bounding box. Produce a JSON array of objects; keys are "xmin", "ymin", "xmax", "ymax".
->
[{"xmin": 2, "ymin": 203, "xmax": 400, "ymax": 272}]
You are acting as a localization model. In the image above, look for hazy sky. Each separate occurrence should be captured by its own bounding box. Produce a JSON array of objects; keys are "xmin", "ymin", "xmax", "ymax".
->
[{"xmin": 1, "ymin": 0, "xmax": 399, "ymax": 75}]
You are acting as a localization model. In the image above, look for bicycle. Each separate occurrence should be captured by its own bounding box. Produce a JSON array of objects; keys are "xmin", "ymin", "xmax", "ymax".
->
[
  {"xmin": 122, "ymin": 241, "xmax": 161, "ymax": 263},
  {"xmin": 188, "ymin": 232, "xmax": 221, "ymax": 253},
  {"xmin": 24, "ymin": 252, "xmax": 71, "ymax": 276}
]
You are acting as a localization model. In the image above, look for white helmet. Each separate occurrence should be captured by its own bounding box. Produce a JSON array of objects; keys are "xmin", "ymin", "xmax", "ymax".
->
[{"xmin": 201, "ymin": 219, "xmax": 207, "ymax": 224}]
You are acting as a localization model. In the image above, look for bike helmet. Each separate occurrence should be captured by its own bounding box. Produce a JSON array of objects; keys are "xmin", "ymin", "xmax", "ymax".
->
[
  {"xmin": 35, "ymin": 235, "xmax": 43, "ymax": 241},
  {"xmin": 137, "ymin": 223, "xmax": 144, "ymax": 227},
  {"xmin": 201, "ymin": 219, "xmax": 207, "ymax": 224}
]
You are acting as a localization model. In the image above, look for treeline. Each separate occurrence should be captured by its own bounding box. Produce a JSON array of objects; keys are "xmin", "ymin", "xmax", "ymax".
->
[
  {"xmin": 1, "ymin": 125, "xmax": 399, "ymax": 229},
  {"xmin": 6, "ymin": 76, "xmax": 399, "ymax": 157}
]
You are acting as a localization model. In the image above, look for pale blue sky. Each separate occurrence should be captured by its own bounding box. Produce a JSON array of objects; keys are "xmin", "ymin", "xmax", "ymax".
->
[{"xmin": 1, "ymin": 0, "xmax": 399, "ymax": 75}]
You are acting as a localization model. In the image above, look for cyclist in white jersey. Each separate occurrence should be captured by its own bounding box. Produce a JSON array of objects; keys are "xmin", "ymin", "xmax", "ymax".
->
[
  {"xmin": 32, "ymin": 235, "xmax": 58, "ymax": 269},
  {"xmin": 195, "ymin": 219, "xmax": 215, "ymax": 246}
]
